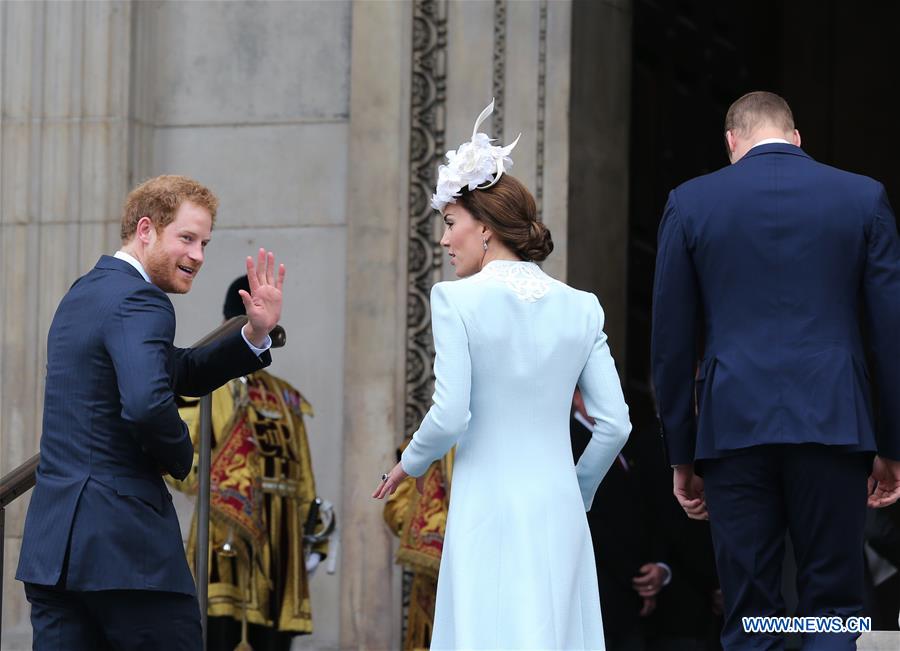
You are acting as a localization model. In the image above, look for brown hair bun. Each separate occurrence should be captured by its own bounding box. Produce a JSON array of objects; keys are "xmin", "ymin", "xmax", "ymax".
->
[{"xmin": 456, "ymin": 175, "xmax": 553, "ymax": 262}]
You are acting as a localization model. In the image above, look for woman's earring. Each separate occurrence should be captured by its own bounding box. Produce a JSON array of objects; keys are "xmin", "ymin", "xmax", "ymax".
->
[{"xmin": 482, "ymin": 238, "xmax": 488, "ymax": 251}]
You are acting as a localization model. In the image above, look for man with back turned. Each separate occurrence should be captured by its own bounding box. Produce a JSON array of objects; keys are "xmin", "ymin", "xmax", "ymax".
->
[
  {"xmin": 652, "ymin": 91, "xmax": 900, "ymax": 649},
  {"xmin": 16, "ymin": 175, "xmax": 286, "ymax": 649}
]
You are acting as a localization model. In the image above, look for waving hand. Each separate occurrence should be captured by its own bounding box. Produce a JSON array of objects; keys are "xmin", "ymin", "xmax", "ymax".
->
[{"xmin": 240, "ymin": 248, "xmax": 286, "ymax": 347}]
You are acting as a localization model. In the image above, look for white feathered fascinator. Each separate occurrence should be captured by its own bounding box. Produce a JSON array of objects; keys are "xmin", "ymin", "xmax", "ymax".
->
[{"xmin": 431, "ymin": 99, "xmax": 521, "ymax": 212}]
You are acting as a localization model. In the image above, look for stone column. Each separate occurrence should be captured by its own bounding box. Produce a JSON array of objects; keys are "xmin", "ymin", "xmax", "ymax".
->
[
  {"xmin": 567, "ymin": 0, "xmax": 632, "ymax": 372},
  {"xmin": 1, "ymin": 2, "xmax": 132, "ymax": 647},
  {"xmin": 339, "ymin": 0, "xmax": 412, "ymax": 645}
]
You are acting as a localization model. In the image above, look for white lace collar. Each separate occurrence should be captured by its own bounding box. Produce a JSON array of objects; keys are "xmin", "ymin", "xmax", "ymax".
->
[{"xmin": 471, "ymin": 260, "xmax": 554, "ymax": 302}]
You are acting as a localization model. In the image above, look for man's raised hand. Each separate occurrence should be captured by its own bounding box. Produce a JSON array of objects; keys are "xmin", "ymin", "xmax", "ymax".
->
[{"xmin": 240, "ymin": 248, "xmax": 285, "ymax": 348}]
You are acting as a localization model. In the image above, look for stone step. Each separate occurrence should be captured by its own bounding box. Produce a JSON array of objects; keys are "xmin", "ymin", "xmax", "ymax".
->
[{"xmin": 858, "ymin": 631, "xmax": 900, "ymax": 650}]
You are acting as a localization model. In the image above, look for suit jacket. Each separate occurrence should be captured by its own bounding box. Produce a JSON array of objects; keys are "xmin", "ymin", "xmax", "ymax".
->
[
  {"xmin": 17, "ymin": 256, "xmax": 271, "ymax": 594},
  {"xmin": 652, "ymin": 143, "xmax": 900, "ymax": 465}
]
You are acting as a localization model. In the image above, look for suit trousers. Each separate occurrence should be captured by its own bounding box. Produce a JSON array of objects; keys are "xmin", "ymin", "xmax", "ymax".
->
[
  {"xmin": 25, "ymin": 582, "xmax": 201, "ymax": 650},
  {"xmin": 702, "ymin": 444, "xmax": 869, "ymax": 651}
]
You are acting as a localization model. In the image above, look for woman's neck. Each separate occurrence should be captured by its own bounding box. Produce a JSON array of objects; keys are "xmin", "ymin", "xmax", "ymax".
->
[{"xmin": 480, "ymin": 246, "xmax": 522, "ymax": 270}]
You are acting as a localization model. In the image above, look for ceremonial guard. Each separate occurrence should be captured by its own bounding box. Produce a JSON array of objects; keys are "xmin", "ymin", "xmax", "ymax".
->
[
  {"xmin": 173, "ymin": 276, "xmax": 333, "ymax": 651},
  {"xmin": 383, "ymin": 445, "xmax": 453, "ymax": 651}
]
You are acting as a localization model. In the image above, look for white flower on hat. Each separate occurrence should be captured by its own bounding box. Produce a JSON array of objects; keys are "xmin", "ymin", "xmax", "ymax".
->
[{"xmin": 431, "ymin": 99, "xmax": 521, "ymax": 212}]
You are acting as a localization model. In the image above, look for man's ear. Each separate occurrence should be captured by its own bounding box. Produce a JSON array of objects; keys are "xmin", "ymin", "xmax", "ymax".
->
[
  {"xmin": 724, "ymin": 130, "xmax": 740, "ymax": 164},
  {"xmin": 792, "ymin": 129, "xmax": 801, "ymax": 147},
  {"xmin": 725, "ymin": 130, "xmax": 737, "ymax": 154},
  {"xmin": 136, "ymin": 216, "xmax": 155, "ymax": 245}
]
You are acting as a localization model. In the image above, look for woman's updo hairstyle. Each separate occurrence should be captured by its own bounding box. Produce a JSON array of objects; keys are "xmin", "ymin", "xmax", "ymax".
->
[{"xmin": 456, "ymin": 174, "xmax": 553, "ymax": 262}]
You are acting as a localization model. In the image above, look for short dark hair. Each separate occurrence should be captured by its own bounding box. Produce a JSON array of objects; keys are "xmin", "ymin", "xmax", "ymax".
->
[
  {"xmin": 223, "ymin": 276, "xmax": 250, "ymax": 320},
  {"xmin": 456, "ymin": 175, "xmax": 553, "ymax": 262},
  {"xmin": 724, "ymin": 91, "xmax": 795, "ymax": 136}
]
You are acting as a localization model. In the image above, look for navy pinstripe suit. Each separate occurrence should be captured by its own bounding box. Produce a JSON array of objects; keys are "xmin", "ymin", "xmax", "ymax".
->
[{"xmin": 17, "ymin": 256, "xmax": 270, "ymax": 648}]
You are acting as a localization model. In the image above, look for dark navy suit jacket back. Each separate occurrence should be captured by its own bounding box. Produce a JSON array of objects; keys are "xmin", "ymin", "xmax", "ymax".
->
[
  {"xmin": 17, "ymin": 256, "xmax": 270, "ymax": 593},
  {"xmin": 652, "ymin": 144, "xmax": 900, "ymax": 465}
]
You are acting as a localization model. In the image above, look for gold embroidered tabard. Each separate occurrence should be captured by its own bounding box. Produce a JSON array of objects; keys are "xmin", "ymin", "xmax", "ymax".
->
[
  {"xmin": 383, "ymin": 447, "xmax": 453, "ymax": 650},
  {"xmin": 172, "ymin": 370, "xmax": 326, "ymax": 635},
  {"xmin": 209, "ymin": 411, "xmax": 266, "ymax": 547}
]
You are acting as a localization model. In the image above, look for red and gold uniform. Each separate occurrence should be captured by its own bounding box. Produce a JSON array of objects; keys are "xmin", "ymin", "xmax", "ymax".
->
[
  {"xmin": 383, "ymin": 447, "xmax": 453, "ymax": 651},
  {"xmin": 173, "ymin": 370, "xmax": 326, "ymax": 643}
]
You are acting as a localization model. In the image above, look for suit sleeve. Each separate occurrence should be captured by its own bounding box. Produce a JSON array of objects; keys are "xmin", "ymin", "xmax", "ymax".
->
[
  {"xmin": 171, "ymin": 328, "xmax": 271, "ymax": 397},
  {"xmin": 651, "ymin": 191, "xmax": 700, "ymax": 465},
  {"xmin": 401, "ymin": 283, "xmax": 472, "ymax": 477},
  {"xmin": 575, "ymin": 295, "xmax": 632, "ymax": 510},
  {"xmin": 862, "ymin": 184, "xmax": 900, "ymax": 460},
  {"xmin": 104, "ymin": 286, "xmax": 193, "ymax": 479}
]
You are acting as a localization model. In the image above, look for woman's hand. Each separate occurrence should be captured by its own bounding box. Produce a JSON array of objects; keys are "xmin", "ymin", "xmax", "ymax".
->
[{"xmin": 372, "ymin": 461, "xmax": 425, "ymax": 499}]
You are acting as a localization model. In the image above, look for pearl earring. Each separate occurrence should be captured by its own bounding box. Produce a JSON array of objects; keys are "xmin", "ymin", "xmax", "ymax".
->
[{"xmin": 482, "ymin": 238, "xmax": 488, "ymax": 251}]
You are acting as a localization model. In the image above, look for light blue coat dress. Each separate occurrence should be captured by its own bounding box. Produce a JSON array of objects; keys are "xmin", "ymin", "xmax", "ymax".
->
[{"xmin": 401, "ymin": 260, "xmax": 632, "ymax": 650}]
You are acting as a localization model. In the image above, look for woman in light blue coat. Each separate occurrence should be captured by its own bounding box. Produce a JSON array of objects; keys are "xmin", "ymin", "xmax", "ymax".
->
[{"xmin": 374, "ymin": 101, "xmax": 631, "ymax": 650}]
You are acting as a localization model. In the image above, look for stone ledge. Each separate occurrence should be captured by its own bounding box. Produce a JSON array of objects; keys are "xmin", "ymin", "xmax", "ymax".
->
[{"xmin": 858, "ymin": 631, "xmax": 900, "ymax": 650}]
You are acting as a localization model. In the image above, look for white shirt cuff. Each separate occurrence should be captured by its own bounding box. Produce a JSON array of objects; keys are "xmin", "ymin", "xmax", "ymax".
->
[
  {"xmin": 656, "ymin": 562, "xmax": 673, "ymax": 587},
  {"xmin": 241, "ymin": 326, "xmax": 272, "ymax": 357}
]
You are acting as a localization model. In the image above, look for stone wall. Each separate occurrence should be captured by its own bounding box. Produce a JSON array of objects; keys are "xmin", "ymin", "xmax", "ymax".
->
[
  {"xmin": 1, "ymin": 2, "xmax": 131, "ymax": 647},
  {"xmin": 567, "ymin": 0, "xmax": 632, "ymax": 374}
]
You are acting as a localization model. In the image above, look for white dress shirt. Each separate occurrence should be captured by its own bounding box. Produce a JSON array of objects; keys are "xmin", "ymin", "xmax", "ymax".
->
[{"xmin": 749, "ymin": 137, "xmax": 791, "ymax": 150}]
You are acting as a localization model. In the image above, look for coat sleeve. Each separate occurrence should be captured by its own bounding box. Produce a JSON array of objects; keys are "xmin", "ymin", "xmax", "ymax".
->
[
  {"xmin": 575, "ymin": 295, "xmax": 632, "ymax": 511},
  {"xmin": 401, "ymin": 283, "xmax": 472, "ymax": 477},
  {"xmin": 171, "ymin": 328, "xmax": 271, "ymax": 397},
  {"xmin": 651, "ymin": 191, "xmax": 700, "ymax": 466},
  {"xmin": 104, "ymin": 286, "xmax": 193, "ymax": 479},
  {"xmin": 862, "ymin": 184, "xmax": 900, "ymax": 460}
]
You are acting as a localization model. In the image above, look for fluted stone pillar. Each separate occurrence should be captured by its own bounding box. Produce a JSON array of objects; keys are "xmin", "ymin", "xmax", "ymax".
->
[
  {"xmin": 339, "ymin": 1, "xmax": 411, "ymax": 647},
  {"xmin": 567, "ymin": 0, "xmax": 632, "ymax": 371},
  {"xmin": 1, "ymin": 2, "xmax": 132, "ymax": 648}
]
